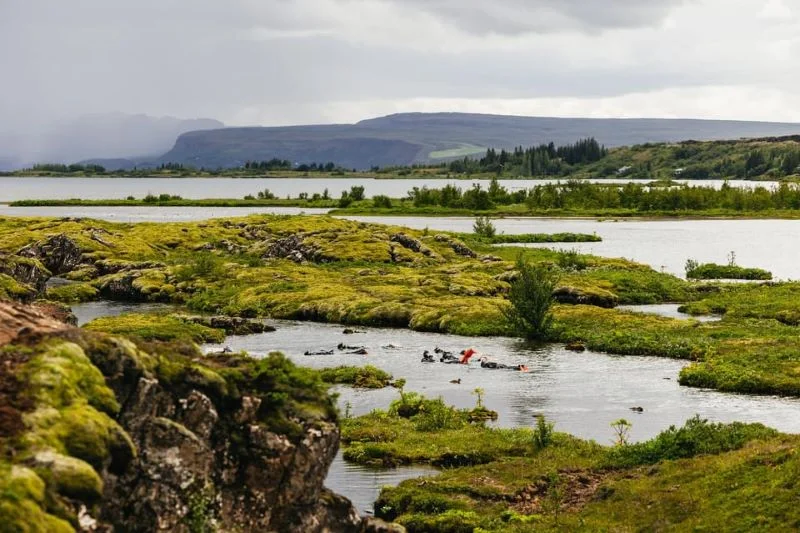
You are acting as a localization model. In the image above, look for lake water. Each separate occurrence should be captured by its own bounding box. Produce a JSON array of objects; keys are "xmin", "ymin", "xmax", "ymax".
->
[
  {"xmin": 343, "ymin": 216, "xmax": 800, "ymax": 280},
  {"xmin": 617, "ymin": 303, "xmax": 721, "ymax": 322},
  {"xmin": 0, "ymin": 205, "xmax": 330, "ymax": 222},
  {"xmin": 0, "ymin": 176, "xmax": 782, "ymax": 202}
]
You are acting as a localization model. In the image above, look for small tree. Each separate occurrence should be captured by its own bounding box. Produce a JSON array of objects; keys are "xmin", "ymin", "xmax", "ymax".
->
[
  {"xmin": 685, "ymin": 258, "xmax": 699, "ymax": 277},
  {"xmin": 532, "ymin": 414, "xmax": 555, "ymax": 450},
  {"xmin": 473, "ymin": 216, "xmax": 496, "ymax": 238},
  {"xmin": 338, "ymin": 191, "xmax": 354, "ymax": 208},
  {"xmin": 504, "ymin": 254, "xmax": 559, "ymax": 340},
  {"xmin": 611, "ymin": 418, "xmax": 632, "ymax": 446},
  {"xmin": 349, "ymin": 185, "xmax": 365, "ymax": 201},
  {"xmin": 472, "ymin": 387, "xmax": 485, "ymax": 408}
]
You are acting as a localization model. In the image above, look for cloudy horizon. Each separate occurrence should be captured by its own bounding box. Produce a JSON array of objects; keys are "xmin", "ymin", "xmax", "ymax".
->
[{"xmin": 2, "ymin": 0, "xmax": 800, "ymax": 129}]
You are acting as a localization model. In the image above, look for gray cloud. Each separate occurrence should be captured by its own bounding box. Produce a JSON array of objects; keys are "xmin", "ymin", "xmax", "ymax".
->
[
  {"xmin": 386, "ymin": 0, "xmax": 689, "ymax": 34},
  {"xmin": 0, "ymin": 0, "xmax": 799, "ymax": 146}
]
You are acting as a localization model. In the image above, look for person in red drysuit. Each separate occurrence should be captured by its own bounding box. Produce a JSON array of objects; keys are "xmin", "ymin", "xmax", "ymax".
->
[{"xmin": 460, "ymin": 348, "xmax": 477, "ymax": 364}]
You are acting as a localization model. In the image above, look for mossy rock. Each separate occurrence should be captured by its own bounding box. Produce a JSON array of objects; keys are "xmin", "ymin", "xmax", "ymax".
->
[
  {"xmin": 45, "ymin": 282, "xmax": 99, "ymax": 303},
  {"xmin": 83, "ymin": 313, "xmax": 225, "ymax": 344},
  {"xmin": 31, "ymin": 450, "xmax": 103, "ymax": 502},
  {"xmin": 0, "ymin": 464, "xmax": 74, "ymax": 533}
]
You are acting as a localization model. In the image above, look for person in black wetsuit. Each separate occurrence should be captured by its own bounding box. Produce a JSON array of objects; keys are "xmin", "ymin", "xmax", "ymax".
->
[
  {"xmin": 480, "ymin": 357, "xmax": 528, "ymax": 371},
  {"xmin": 421, "ymin": 350, "xmax": 436, "ymax": 363}
]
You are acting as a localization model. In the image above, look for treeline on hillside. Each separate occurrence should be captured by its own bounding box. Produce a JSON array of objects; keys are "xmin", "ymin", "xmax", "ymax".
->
[
  {"xmin": 30, "ymin": 163, "xmax": 107, "ymax": 173},
  {"xmin": 593, "ymin": 141, "xmax": 800, "ymax": 180},
  {"xmin": 408, "ymin": 179, "xmax": 800, "ymax": 212},
  {"xmin": 448, "ymin": 138, "xmax": 607, "ymax": 176},
  {"xmin": 242, "ymin": 159, "xmax": 344, "ymax": 172}
]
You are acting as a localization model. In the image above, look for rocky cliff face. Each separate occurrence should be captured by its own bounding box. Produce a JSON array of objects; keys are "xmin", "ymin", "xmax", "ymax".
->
[{"xmin": 0, "ymin": 300, "xmax": 399, "ymax": 532}]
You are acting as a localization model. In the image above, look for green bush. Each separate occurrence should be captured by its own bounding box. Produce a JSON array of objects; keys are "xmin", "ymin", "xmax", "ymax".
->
[
  {"xmin": 472, "ymin": 216, "xmax": 496, "ymax": 238},
  {"xmin": 372, "ymin": 195, "xmax": 393, "ymax": 208},
  {"xmin": 605, "ymin": 416, "xmax": 778, "ymax": 468},
  {"xmin": 414, "ymin": 397, "xmax": 465, "ymax": 432},
  {"xmin": 504, "ymin": 255, "xmax": 559, "ymax": 339},
  {"xmin": 532, "ymin": 415, "xmax": 555, "ymax": 450},
  {"xmin": 318, "ymin": 365, "xmax": 393, "ymax": 389},
  {"xmin": 685, "ymin": 261, "xmax": 772, "ymax": 280}
]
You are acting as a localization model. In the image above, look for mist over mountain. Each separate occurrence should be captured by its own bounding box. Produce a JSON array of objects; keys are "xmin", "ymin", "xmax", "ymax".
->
[
  {"xmin": 5, "ymin": 112, "xmax": 800, "ymax": 172},
  {"xmin": 0, "ymin": 113, "xmax": 223, "ymax": 170},
  {"xmin": 156, "ymin": 113, "xmax": 800, "ymax": 170}
]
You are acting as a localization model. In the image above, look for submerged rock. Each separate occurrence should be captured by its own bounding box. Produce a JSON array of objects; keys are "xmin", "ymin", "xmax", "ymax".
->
[{"xmin": 565, "ymin": 341, "xmax": 587, "ymax": 353}]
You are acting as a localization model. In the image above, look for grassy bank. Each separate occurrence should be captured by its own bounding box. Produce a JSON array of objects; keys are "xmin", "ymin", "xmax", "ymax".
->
[{"xmin": 338, "ymin": 393, "xmax": 792, "ymax": 531}]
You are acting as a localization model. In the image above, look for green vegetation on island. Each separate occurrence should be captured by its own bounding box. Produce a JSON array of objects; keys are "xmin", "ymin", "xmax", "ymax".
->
[
  {"xmin": 342, "ymin": 394, "xmax": 792, "ymax": 531},
  {"xmin": 685, "ymin": 255, "xmax": 773, "ymax": 281},
  {"xmin": 2, "ymin": 213, "xmax": 800, "ymax": 399}
]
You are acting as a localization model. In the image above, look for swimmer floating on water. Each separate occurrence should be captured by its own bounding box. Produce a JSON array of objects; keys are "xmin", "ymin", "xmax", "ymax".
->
[{"xmin": 479, "ymin": 357, "xmax": 529, "ymax": 372}]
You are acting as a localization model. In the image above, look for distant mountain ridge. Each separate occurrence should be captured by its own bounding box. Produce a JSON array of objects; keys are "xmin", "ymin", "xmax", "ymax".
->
[
  {"xmin": 155, "ymin": 113, "xmax": 800, "ymax": 170},
  {"xmin": 7, "ymin": 112, "xmax": 800, "ymax": 171}
]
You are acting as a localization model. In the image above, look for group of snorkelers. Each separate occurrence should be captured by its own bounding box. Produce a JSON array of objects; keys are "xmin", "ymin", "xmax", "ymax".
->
[{"xmin": 421, "ymin": 347, "xmax": 528, "ymax": 372}]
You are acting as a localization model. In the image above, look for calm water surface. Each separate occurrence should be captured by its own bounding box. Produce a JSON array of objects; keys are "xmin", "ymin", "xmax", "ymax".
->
[
  {"xmin": 617, "ymin": 303, "xmax": 721, "ymax": 322},
  {"xmin": 0, "ymin": 177, "xmax": 782, "ymax": 202},
  {"xmin": 0, "ymin": 205, "xmax": 329, "ymax": 222},
  {"xmin": 344, "ymin": 216, "xmax": 800, "ymax": 280}
]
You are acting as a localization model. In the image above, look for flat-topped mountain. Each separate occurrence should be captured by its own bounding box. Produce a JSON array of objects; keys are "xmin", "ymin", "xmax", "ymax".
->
[{"xmin": 156, "ymin": 112, "xmax": 800, "ymax": 170}]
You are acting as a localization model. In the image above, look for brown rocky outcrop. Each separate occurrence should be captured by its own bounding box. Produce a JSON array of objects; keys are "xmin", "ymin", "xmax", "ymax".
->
[
  {"xmin": 0, "ymin": 253, "xmax": 51, "ymax": 293},
  {"xmin": 17, "ymin": 233, "xmax": 85, "ymax": 275},
  {"xmin": 263, "ymin": 235, "xmax": 327, "ymax": 263},
  {"xmin": 0, "ymin": 299, "xmax": 69, "ymax": 345},
  {"xmin": 0, "ymin": 300, "xmax": 399, "ymax": 532}
]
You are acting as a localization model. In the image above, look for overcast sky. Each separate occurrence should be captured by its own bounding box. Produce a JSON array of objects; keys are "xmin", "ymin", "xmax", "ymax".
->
[{"xmin": 2, "ymin": 0, "xmax": 800, "ymax": 128}]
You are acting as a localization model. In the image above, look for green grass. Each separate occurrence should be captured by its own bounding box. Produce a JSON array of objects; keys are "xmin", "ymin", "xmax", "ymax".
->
[
  {"xmin": 319, "ymin": 365, "xmax": 394, "ymax": 389},
  {"xmin": 429, "ymin": 144, "xmax": 487, "ymax": 160},
  {"xmin": 340, "ymin": 397, "xmax": 786, "ymax": 531},
  {"xmin": 83, "ymin": 313, "xmax": 226, "ymax": 343},
  {"xmin": 686, "ymin": 262, "xmax": 773, "ymax": 280}
]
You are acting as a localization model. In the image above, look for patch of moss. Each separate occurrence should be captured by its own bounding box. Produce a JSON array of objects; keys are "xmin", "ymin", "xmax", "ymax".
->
[
  {"xmin": 83, "ymin": 313, "xmax": 225, "ymax": 343},
  {"xmin": 45, "ymin": 282, "xmax": 99, "ymax": 303},
  {"xmin": 0, "ymin": 464, "xmax": 74, "ymax": 533},
  {"xmin": 0, "ymin": 272, "xmax": 35, "ymax": 301},
  {"xmin": 319, "ymin": 366, "xmax": 394, "ymax": 389}
]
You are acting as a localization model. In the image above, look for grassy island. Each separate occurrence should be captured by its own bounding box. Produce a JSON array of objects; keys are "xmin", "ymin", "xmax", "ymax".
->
[{"xmin": 12, "ymin": 179, "xmax": 800, "ymax": 219}]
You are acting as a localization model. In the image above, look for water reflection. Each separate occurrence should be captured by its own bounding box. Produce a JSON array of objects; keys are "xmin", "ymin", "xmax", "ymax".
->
[{"xmin": 325, "ymin": 453, "xmax": 438, "ymax": 515}]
